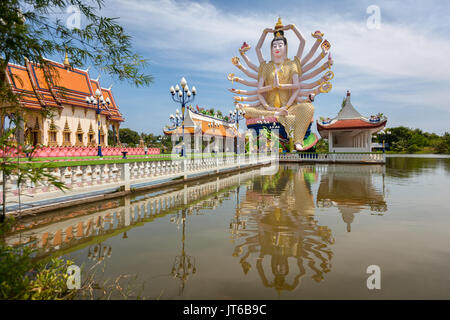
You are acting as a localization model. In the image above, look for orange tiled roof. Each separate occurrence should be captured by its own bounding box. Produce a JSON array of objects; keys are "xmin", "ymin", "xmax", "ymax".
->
[
  {"xmin": 317, "ymin": 119, "xmax": 387, "ymax": 131},
  {"xmin": 6, "ymin": 59, "xmax": 124, "ymax": 122},
  {"xmin": 164, "ymin": 120, "xmax": 239, "ymax": 138}
]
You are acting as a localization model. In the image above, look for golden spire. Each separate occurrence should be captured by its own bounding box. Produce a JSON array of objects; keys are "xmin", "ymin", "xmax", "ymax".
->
[
  {"xmin": 275, "ymin": 17, "xmax": 283, "ymax": 30},
  {"xmin": 63, "ymin": 47, "xmax": 70, "ymax": 68}
]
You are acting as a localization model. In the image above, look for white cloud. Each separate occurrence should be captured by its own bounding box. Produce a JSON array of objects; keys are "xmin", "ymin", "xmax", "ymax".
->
[{"xmin": 104, "ymin": 0, "xmax": 450, "ymax": 133}]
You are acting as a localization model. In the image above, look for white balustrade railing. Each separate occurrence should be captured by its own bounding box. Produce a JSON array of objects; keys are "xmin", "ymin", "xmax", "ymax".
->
[
  {"xmin": 279, "ymin": 152, "xmax": 385, "ymax": 163},
  {"xmin": 1, "ymin": 154, "xmax": 275, "ymax": 209}
]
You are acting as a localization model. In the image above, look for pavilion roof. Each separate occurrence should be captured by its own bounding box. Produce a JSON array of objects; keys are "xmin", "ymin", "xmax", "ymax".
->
[
  {"xmin": 164, "ymin": 109, "xmax": 240, "ymax": 138},
  {"xmin": 316, "ymin": 90, "xmax": 387, "ymax": 133}
]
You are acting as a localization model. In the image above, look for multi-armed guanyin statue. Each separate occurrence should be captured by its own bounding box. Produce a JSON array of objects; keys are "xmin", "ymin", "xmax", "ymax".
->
[{"xmin": 228, "ymin": 18, "xmax": 334, "ymax": 151}]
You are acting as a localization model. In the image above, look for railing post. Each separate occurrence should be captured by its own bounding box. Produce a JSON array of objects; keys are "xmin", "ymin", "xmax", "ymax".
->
[
  {"xmin": 183, "ymin": 158, "xmax": 187, "ymax": 180},
  {"xmin": 121, "ymin": 163, "xmax": 130, "ymax": 191},
  {"xmin": 216, "ymin": 155, "xmax": 219, "ymax": 173}
]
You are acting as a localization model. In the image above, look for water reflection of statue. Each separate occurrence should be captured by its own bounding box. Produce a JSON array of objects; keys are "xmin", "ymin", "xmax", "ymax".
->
[{"xmin": 232, "ymin": 166, "xmax": 334, "ymax": 294}]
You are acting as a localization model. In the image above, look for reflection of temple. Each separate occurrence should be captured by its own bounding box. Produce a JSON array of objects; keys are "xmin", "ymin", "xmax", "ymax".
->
[
  {"xmin": 231, "ymin": 166, "xmax": 334, "ymax": 295},
  {"xmin": 316, "ymin": 165, "xmax": 387, "ymax": 232}
]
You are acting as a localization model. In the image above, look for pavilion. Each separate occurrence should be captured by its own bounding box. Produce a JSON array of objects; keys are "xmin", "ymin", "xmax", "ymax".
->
[{"xmin": 316, "ymin": 91, "xmax": 387, "ymax": 152}]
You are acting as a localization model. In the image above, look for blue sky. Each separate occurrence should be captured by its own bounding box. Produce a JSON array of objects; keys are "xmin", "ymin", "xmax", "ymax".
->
[{"xmin": 65, "ymin": 0, "xmax": 450, "ymax": 135}]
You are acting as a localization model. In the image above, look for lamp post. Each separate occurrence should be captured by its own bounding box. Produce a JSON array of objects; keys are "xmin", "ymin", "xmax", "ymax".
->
[
  {"xmin": 86, "ymin": 89, "xmax": 111, "ymax": 157},
  {"xmin": 170, "ymin": 78, "xmax": 196, "ymax": 157},
  {"xmin": 169, "ymin": 109, "xmax": 182, "ymax": 128},
  {"xmin": 229, "ymin": 107, "xmax": 245, "ymax": 155},
  {"xmin": 379, "ymin": 130, "xmax": 391, "ymax": 153}
]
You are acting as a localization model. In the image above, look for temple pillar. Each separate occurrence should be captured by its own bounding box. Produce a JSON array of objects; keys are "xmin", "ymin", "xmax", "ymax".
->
[{"xmin": 16, "ymin": 116, "xmax": 25, "ymax": 144}]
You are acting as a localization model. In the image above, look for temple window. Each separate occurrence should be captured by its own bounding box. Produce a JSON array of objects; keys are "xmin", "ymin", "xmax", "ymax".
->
[
  {"xmin": 62, "ymin": 119, "xmax": 72, "ymax": 146},
  {"xmin": 75, "ymin": 121, "xmax": 84, "ymax": 146}
]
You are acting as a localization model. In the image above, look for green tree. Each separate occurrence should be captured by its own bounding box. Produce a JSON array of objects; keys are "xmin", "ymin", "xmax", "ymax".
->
[
  {"xmin": 315, "ymin": 138, "xmax": 329, "ymax": 153},
  {"xmin": 1, "ymin": 0, "xmax": 152, "ymax": 99},
  {"xmin": 119, "ymin": 128, "xmax": 140, "ymax": 146},
  {"xmin": 435, "ymin": 132, "xmax": 450, "ymax": 154}
]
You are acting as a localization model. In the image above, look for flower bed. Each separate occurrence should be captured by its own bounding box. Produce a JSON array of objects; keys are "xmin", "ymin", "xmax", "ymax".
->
[{"xmin": 0, "ymin": 146, "xmax": 160, "ymax": 158}]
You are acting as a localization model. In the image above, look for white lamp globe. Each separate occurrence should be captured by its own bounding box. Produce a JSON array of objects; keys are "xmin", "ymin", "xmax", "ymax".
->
[{"xmin": 180, "ymin": 77, "xmax": 187, "ymax": 88}]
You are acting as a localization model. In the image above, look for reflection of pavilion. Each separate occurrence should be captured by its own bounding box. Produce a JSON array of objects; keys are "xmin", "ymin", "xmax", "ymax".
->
[
  {"xmin": 231, "ymin": 167, "xmax": 334, "ymax": 295},
  {"xmin": 316, "ymin": 165, "xmax": 387, "ymax": 232}
]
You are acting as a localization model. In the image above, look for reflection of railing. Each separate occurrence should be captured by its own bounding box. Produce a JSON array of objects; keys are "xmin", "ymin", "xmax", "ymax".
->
[
  {"xmin": 5, "ymin": 169, "xmax": 258, "ymax": 258},
  {"xmin": 2, "ymin": 154, "xmax": 276, "ymax": 211}
]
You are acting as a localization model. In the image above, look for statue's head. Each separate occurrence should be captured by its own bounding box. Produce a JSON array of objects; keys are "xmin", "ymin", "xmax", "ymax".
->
[{"xmin": 271, "ymin": 30, "xmax": 287, "ymax": 62}]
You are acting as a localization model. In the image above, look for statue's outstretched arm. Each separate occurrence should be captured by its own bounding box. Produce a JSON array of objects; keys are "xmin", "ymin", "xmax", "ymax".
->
[
  {"xmin": 234, "ymin": 95, "xmax": 259, "ymax": 102},
  {"xmin": 301, "ymin": 33, "xmax": 324, "ymax": 66},
  {"xmin": 257, "ymin": 76, "xmax": 273, "ymax": 110},
  {"xmin": 228, "ymin": 86, "xmax": 272, "ymax": 95},
  {"xmin": 296, "ymin": 82, "xmax": 332, "ymax": 102},
  {"xmin": 232, "ymin": 57, "xmax": 258, "ymax": 79},
  {"xmin": 256, "ymin": 28, "xmax": 273, "ymax": 64},
  {"xmin": 286, "ymin": 24, "xmax": 306, "ymax": 59},
  {"xmin": 236, "ymin": 102, "xmax": 261, "ymax": 109},
  {"xmin": 302, "ymin": 50, "xmax": 328, "ymax": 73},
  {"xmin": 300, "ymin": 60, "xmax": 333, "ymax": 82},
  {"xmin": 300, "ymin": 78, "xmax": 323, "ymax": 90},
  {"xmin": 228, "ymin": 74, "xmax": 258, "ymax": 87},
  {"xmin": 286, "ymin": 73, "xmax": 300, "ymax": 107},
  {"xmin": 240, "ymin": 50, "xmax": 259, "ymax": 73}
]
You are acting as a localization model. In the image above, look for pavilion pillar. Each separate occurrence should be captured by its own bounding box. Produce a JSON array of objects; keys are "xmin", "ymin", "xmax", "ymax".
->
[
  {"xmin": 115, "ymin": 123, "xmax": 120, "ymax": 145},
  {"xmin": 328, "ymin": 132, "xmax": 333, "ymax": 152}
]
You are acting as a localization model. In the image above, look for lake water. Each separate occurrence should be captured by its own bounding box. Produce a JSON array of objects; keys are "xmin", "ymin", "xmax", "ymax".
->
[{"xmin": 7, "ymin": 156, "xmax": 450, "ymax": 299}]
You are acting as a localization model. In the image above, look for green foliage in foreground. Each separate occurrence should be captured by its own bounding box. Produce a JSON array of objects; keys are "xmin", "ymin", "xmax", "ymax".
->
[{"xmin": 0, "ymin": 218, "xmax": 74, "ymax": 300}]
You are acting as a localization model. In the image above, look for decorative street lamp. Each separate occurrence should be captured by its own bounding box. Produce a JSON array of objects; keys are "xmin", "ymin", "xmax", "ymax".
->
[
  {"xmin": 378, "ymin": 130, "xmax": 391, "ymax": 153},
  {"xmin": 229, "ymin": 107, "xmax": 245, "ymax": 154},
  {"xmin": 86, "ymin": 89, "xmax": 111, "ymax": 157},
  {"xmin": 170, "ymin": 78, "xmax": 196, "ymax": 157},
  {"xmin": 169, "ymin": 109, "xmax": 182, "ymax": 128}
]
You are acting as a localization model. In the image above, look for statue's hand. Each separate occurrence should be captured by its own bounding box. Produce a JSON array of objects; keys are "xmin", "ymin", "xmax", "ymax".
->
[
  {"xmin": 284, "ymin": 24, "xmax": 295, "ymax": 31},
  {"xmin": 328, "ymin": 54, "xmax": 334, "ymax": 67},
  {"xmin": 274, "ymin": 72, "xmax": 280, "ymax": 88},
  {"xmin": 264, "ymin": 28, "xmax": 274, "ymax": 34}
]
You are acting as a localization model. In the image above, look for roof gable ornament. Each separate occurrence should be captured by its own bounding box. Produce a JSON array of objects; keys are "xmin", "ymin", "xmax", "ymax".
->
[
  {"xmin": 336, "ymin": 90, "xmax": 362, "ymax": 120},
  {"xmin": 63, "ymin": 47, "xmax": 71, "ymax": 69}
]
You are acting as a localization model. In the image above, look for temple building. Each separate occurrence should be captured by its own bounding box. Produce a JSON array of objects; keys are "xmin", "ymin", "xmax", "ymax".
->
[
  {"xmin": 2, "ymin": 55, "xmax": 124, "ymax": 147},
  {"xmin": 316, "ymin": 91, "xmax": 387, "ymax": 152}
]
